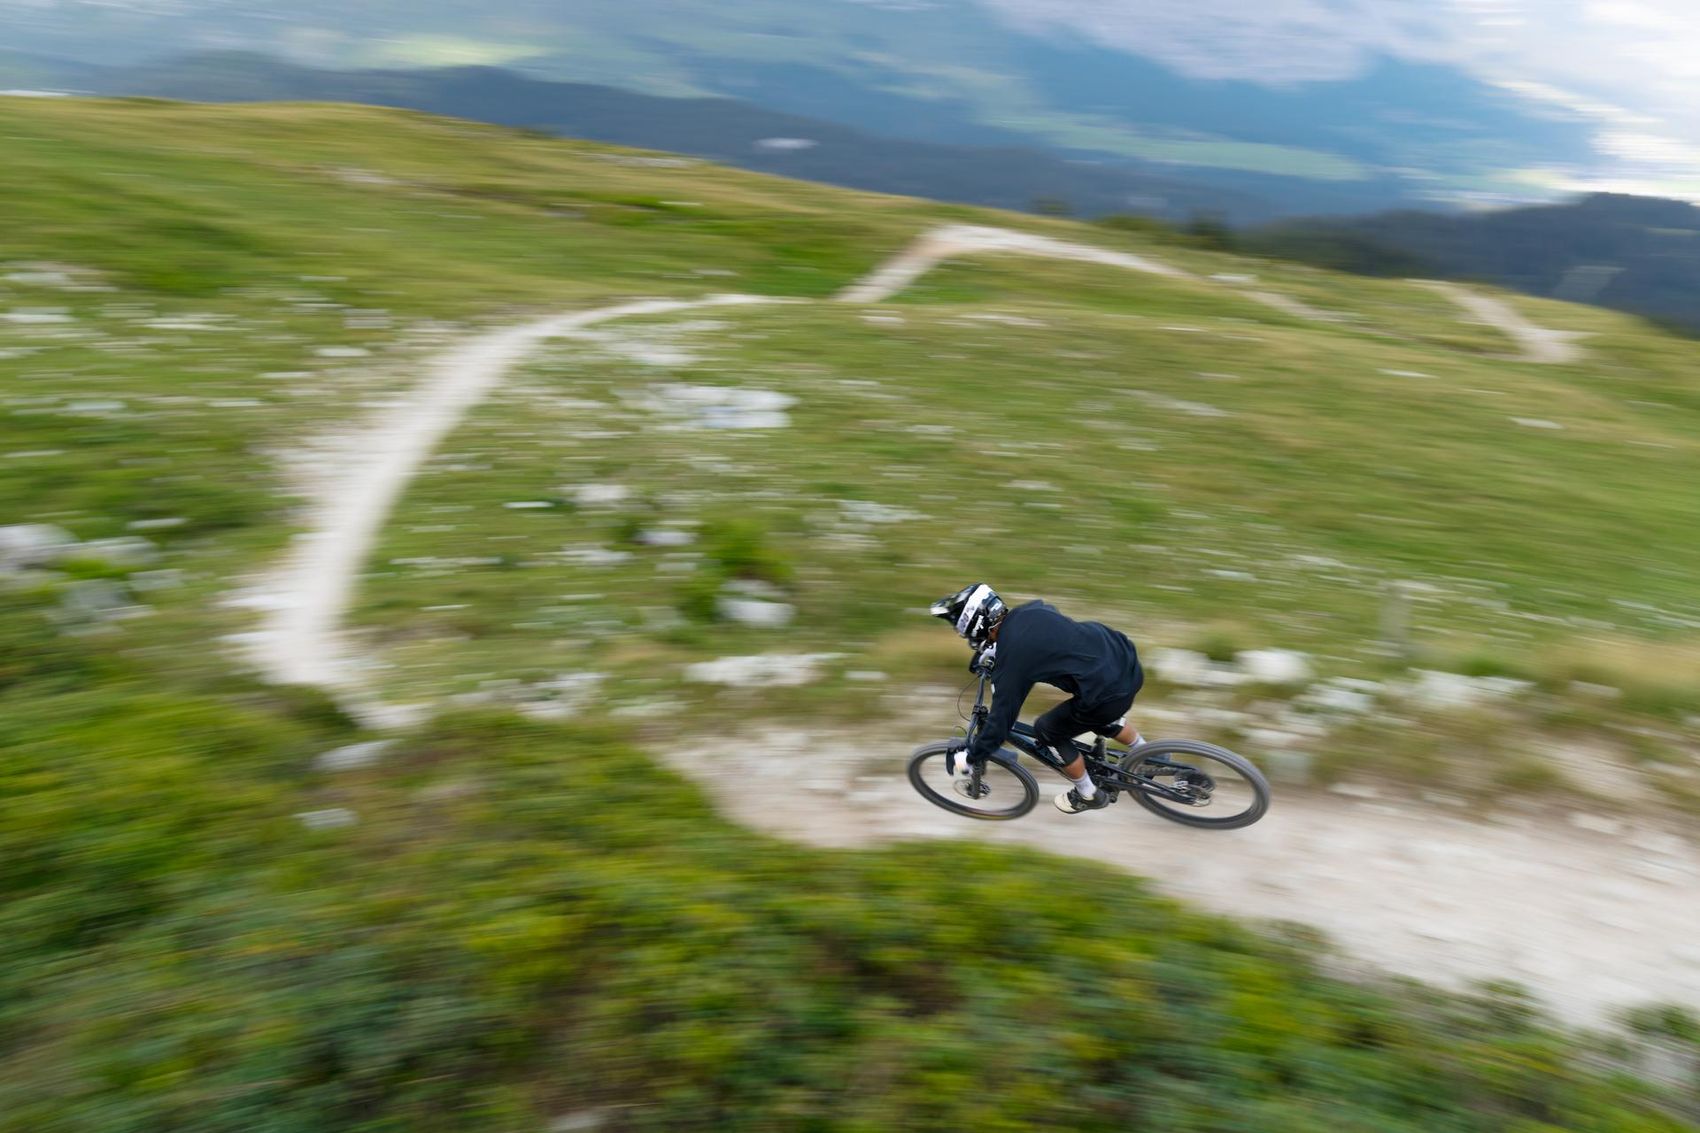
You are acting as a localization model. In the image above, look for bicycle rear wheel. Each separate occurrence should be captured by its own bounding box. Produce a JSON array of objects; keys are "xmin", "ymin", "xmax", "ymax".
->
[
  {"xmin": 908, "ymin": 740, "xmax": 1039, "ymax": 820},
  {"xmin": 1116, "ymin": 740, "xmax": 1270, "ymax": 829}
]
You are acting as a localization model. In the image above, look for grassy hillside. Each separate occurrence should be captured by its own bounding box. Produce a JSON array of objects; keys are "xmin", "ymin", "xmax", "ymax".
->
[
  {"xmin": 3, "ymin": 96, "xmax": 1700, "ymax": 1128},
  {"xmin": 4, "ymin": 630, "xmax": 1698, "ymax": 1131}
]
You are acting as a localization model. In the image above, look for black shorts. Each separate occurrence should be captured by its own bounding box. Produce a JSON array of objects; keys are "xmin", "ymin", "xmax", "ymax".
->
[{"xmin": 1032, "ymin": 662, "xmax": 1145, "ymax": 749}]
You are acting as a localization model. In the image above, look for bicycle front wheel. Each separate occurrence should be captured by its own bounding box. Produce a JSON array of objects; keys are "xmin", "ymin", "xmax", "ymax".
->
[
  {"xmin": 1118, "ymin": 740, "xmax": 1270, "ymax": 829},
  {"xmin": 908, "ymin": 740, "xmax": 1039, "ymax": 820}
]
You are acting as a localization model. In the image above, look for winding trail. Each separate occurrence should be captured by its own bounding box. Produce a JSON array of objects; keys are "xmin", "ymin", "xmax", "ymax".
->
[
  {"xmin": 839, "ymin": 223, "xmax": 1186, "ymax": 303},
  {"xmin": 252, "ymin": 294, "xmax": 777, "ymax": 701},
  {"xmin": 1420, "ymin": 280, "xmax": 1589, "ymax": 364},
  {"xmin": 237, "ymin": 225, "xmax": 1661, "ymax": 1028}
]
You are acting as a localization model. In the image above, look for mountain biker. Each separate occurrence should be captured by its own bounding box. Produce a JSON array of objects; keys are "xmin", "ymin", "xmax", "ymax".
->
[{"xmin": 930, "ymin": 583, "xmax": 1145, "ymax": 814}]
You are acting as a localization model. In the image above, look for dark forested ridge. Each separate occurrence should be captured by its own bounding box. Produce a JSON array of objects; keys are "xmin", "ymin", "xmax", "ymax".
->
[{"xmin": 1249, "ymin": 193, "xmax": 1700, "ymax": 332}]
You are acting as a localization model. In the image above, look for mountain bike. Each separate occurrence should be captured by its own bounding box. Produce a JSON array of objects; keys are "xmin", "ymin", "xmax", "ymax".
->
[{"xmin": 908, "ymin": 665, "xmax": 1270, "ymax": 828}]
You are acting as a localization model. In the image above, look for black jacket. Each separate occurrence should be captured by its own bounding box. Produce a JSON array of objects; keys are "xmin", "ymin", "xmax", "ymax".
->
[{"xmin": 968, "ymin": 600, "xmax": 1140, "ymax": 761}]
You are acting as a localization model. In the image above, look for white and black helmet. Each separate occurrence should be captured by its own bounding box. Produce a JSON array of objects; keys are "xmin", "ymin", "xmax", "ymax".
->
[{"xmin": 930, "ymin": 583, "xmax": 1007, "ymax": 649}]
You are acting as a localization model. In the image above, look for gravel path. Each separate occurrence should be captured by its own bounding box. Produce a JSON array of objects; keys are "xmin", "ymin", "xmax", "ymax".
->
[
  {"xmin": 681, "ymin": 713, "xmax": 1700, "ymax": 1029},
  {"xmin": 1421, "ymin": 281, "xmax": 1588, "ymax": 364}
]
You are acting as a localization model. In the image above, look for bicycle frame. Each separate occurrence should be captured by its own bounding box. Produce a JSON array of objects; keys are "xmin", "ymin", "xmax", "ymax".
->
[{"xmin": 960, "ymin": 672, "xmax": 1204, "ymax": 806}]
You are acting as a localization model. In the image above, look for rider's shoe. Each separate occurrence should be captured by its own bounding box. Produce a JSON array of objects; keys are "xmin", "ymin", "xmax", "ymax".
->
[{"xmin": 1054, "ymin": 785, "xmax": 1109, "ymax": 814}]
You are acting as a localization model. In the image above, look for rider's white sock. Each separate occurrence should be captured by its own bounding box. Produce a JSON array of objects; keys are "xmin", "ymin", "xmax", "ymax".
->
[{"xmin": 1073, "ymin": 773, "xmax": 1098, "ymax": 799}]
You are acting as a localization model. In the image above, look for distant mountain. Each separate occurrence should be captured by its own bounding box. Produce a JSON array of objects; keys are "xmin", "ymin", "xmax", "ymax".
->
[
  {"xmin": 1247, "ymin": 194, "xmax": 1700, "ymax": 332},
  {"xmin": 64, "ymin": 52, "xmax": 1273, "ymax": 222},
  {"xmin": 0, "ymin": 0, "xmax": 1603, "ymax": 213}
]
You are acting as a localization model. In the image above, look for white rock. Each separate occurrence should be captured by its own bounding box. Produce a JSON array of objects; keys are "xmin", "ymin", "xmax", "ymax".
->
[
  {"xmin": 59, "ymin": 579, "xmax": 139, "ymax": 621},
  {"xmin": 3, "ymin": 308, "xmax": 73, "ymax": 324},
  {"xmin": 1301, "ymin": 683, "xmax": 1377, "ymax": 715},
  {"xmin": 1148, "ymin": 647, "xmax": 1245, "ymax": 688},
  {"xmin": 0, "ymin": 523, "xmax": 75, "ymax": 570},
  {"xmin": 568, "ymin": 483, "xmax": 630, "ymax": 508},
  {"xmin": 634, "ymin": 528, "xmax": 694, "ymax": 547},
  {"xmin": 1568, "ymin": 813, "xmax": 1624, "ymax": 836},
  {"xmin": 1238, "ymin": 648, "xmax": 1312, "ymax": 684},
  {"xmin": 313, "ymin": 740, "xmax": 394, "ymax": 772},
  {"xmin": 517, "ymin": 673, "xmax": 606, "ymax": 720},
  {"xmin": 559, "ymin": 545, "xmax": 632, "ymax": 566},
  {"xmin": 1328, "ymin": 782, "xmax": 1381, "ymax": 800},
  {"xmin": 1402, "ymin": 670, "xmax": 1532, "ymax": 710},
  {"xmin": 81, "ymin": 536, "xmax": 159, "ymax": 566},
  {"xmin": 717, "ymin": 596, "xmax": 795, "ymax": 628},
  {"xmin": 684, "ymin": 653, "xmax": 843, "ymax": 688},
  {"xmin": 296, "ymin": 808, "xmax": 358, "ymax": 830},
  {"xmin": 315, "ymin": 346, "xmax": 370, "ymax": 358},
  {"xmin": 1511, "ymin": 417, "xmax": 1564, "ymax": 430},
  {"xmin": 838, "ymin": 499, "xmax": 923, "ymax": 525}
]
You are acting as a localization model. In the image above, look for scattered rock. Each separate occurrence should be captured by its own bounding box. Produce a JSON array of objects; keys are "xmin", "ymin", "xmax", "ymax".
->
[
  {"xmin": 634, "ymin": 528, "xmax": 694, "ymax": 547},
  {"xmin": 0, "ymin": 523, "xmax": 75, "ymax": 571},
  {"xmin": 838, "ymin": 499, "xmax": 923, "ymax": 525},
  {"xmin": 717, "ymin": 595, "xmax": 795, "ymax": 628},
  {"xmin": 1299, "ymin": 681, "xmax": 1378, "ymax": 716},
  {"xmin": 58, "ymin": 579, "xmax": 142, "ymax": 622},
  {"xmin": 1328, "ymin": 782, "xmax": 1381, "ymax": 800},
  {"xmin": 516, "ymin": 673, "xmax": 606, "ymax": 721},
  {"xmin": 296, "ymin": 808, "xmax": 358, "ymax": 830},
  {"xmin": 1568, "ymin": 813, "xmax": 1624, "ymax": 836},
  {"xmin": 1400, "ymin": 670, "xmax": 1532, "ymax": 710},
  {"xmin": 634, "ymin": 383, "xmax": 795, "ymax": 429},
  {"xmin": 4, "ymin": 308, "xmax": 73, "ymax": 324},
  {"xmin": 1238, "ymin": 648, "xmax": 1312, "ymax": 685},
  {"xmin": 1147, "ymin": 647, "xmax": 1246, "ymax": 688},
  {"xmin": 559, "ymin": 545, "xmax": 633, "ymax": 566},
  {"xmin": 684, "ymin": 653, "xmax": 843, "ymax": 688},
  {"xmin": 313, "ymin": 740, "xmax": 394, "ymax": 772},
  {"xmin": 79, "ymin": 536, "xmax": 159, "ymax": 567},
  {"xmin": 567, "ymin": 483, "xmax": 630, "ymax": 508}
]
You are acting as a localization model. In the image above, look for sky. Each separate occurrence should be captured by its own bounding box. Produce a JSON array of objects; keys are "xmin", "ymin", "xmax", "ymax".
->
[{"xmin": 981, "ymin": 0, "xmax": 1700, "ymax": 198}]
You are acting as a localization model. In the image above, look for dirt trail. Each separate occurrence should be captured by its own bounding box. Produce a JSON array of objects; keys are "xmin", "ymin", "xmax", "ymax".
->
[
  {"xmin": 844, "ymin": 226, "xmax": 1584, "ymax": 365},
  {"xmin": 839, "ymin": 223, "xmax": 1187, "ymax": 303},
  {"xmin": 248, "ymin": 294, "xmax": 777, "ymax": 705},
  {"xmin": 1421, "ymin": 280, "xmax": 1588, "ymax": 364},
  {"xmin": 681, "ymin": 713, "xmax": 1700, "ymax": 1028}
]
